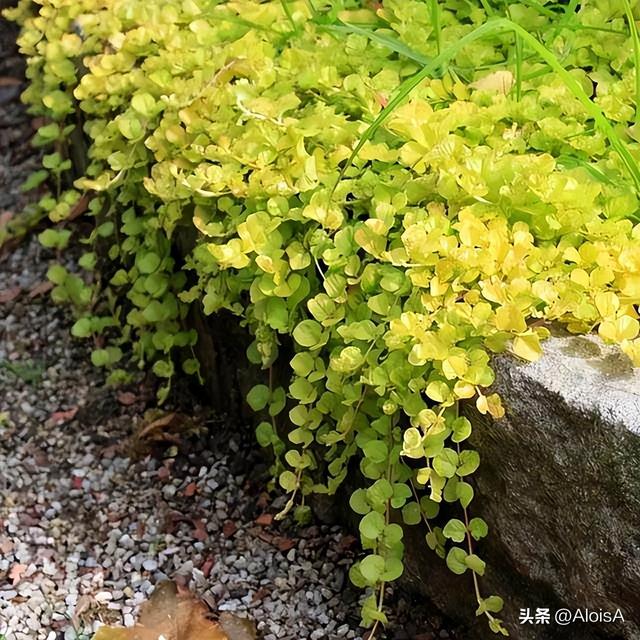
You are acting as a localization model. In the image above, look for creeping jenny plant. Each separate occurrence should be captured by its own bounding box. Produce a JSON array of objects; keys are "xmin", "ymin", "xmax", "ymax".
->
[{"xmin": 8, "ymin": 0, "xmax": 640, "ymax": 634}]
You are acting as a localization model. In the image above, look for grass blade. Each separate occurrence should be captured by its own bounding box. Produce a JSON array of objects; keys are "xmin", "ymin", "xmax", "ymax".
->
[
  {"xmin": 322, "ymin": 22, "xmax": 431, "ymax": 65},
  {"xmin": 280, "ymin": 0, "xmax": 298, "ymax": 33}
]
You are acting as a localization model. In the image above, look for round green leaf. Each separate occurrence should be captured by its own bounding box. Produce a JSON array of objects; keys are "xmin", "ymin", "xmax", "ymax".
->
[
  {"xmin": 359, "ymin": 511, "xmax": 385, "ymax": 540},
  {"xmin": 247, "ymin": 384, "xmax": 270, "ymax": 411},
  {"xmin": 362, "ymin": 440, "xmax": 388, "ymax": 464},
  {"xmin": 293, "ymin": 319, "xmax": 323, "ymax": 347},
  {"xmin": 359, "ymin": 554, "xmax": 385, "ymax": 584},
  {"xmin": 382, "ymin": 556, "xmax": 404, "ymax": 581},
  {"xmin": 349, "ymin": 489, "xmax": 371, "ymax": 515},
  {"xmin": 442, "ymin": 518, "xmax": 467, "ymax": 543},
  {"xmin": 457, "ymin": 450, "xmax": 480, "ymax": 476},
  {"xmin": 401, "ymin": 501, "xmax": 421, "ymax": 526},
  {"xmin": 469, "ymin": 517, "xmax": 489, "ymax": 540},
  {"xmin": 464, "ymin": 553, "xmax": 486, "ymax": 576},
  {"xmin": 446, "ymin": 547, "xmax": 468, "ymax": 575}
]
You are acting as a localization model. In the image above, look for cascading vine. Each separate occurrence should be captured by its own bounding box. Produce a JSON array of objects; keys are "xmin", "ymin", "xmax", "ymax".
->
[{"xmin": 7, "ymin": 0, "xmax": 640, "ymax": 635}]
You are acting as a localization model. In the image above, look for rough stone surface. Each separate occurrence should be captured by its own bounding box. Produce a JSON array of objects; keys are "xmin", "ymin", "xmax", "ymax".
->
[{"xmin": 402, "ymin": 329, "xmax": 640, "ymax": 639}]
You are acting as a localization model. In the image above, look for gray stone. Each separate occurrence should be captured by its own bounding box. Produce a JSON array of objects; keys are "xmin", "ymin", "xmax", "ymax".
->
[{"xmin": 402, "ymin": 329, "xmax": 640, "ymax": 639}]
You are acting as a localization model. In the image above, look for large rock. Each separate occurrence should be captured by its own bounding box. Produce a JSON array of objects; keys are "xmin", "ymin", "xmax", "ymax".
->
[{"xmin": 402, "ymin": 329, "xmax": 640, "ymax": 639}]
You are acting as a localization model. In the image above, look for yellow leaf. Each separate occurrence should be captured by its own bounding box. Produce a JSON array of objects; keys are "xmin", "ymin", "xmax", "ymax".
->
[
  {"xmin": 416, "ymin": 467, "xmax": 431, "ymax": 485},
  {"xmin": 598, "ymin": 316, "xmax": 639, "ymax": 342},
  {"xmin": 512, "ymin": 332, "xmax": 543, "ymax": 362},
  {"xmin": 562, "ymin": 247, "xmax": 581, "ymax": 263},
  {"xmin": 442, "ymin": 354, "xmax": 468, "ymax": 380},
  {"xmin": 453, "ymin": 380, "xmax": 476, "ymax": 399},
  {"xmin": 485, "ymin": 393, "xmax": 505, "ymax": 419},
  {"xmin": 570, "ymin": 268, "xmax": 590, "ymax": 288},
  {"xmin": 621, "ymin": 339, "xmax": 640, "ymax": 366},
  {"xmin": 425, "ymin": 380, "xmax": 451, "ymax": 403},
  {"xmin": 402, "ymin": 427, "xmax": 424, "ymax": 459},
  {"xmin": 495, "ymin": 304, "xmax": 527, "ymax": 332},
  {"xmin": 618, "ymin": 274, "xmax": 640, "ymax": 298},
  {"xmin": 594, "ymin": 291, "xmax": 619, "ymax": 319}
]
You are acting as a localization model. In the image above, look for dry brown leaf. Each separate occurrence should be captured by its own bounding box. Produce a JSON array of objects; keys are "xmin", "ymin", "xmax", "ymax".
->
[
  {"xmin": 200, "ymin": 556, "xmax": 215, "ymax": 579},
  {"xmin": 0, "ymin": 286, "xmax": 21, "ymax": 304},
  {"xmin": 218, "ymin": 613, "xmax": 257, "ymax": 640},
  {"xmin": 117, "ymin": 391, "xmax": 137, "ymax": 406},
  {"xmin": 93, "ymin": 581, "xmax": 230, "ymax": 640},
  {"xmin": 255, "ymin": 513, "xmax": 273, "ymax": 526},
  {"xmin": 67, "ymin": 192, "xmax": 92, "ymax": 221},
  {"xmin": 137, "ymin": 411, "xmax": 180, "ymax": 440},
  {"xmin": 48, "ymin": 407, "xmax": 78, "ymax": 425},
  {"xmin": 275, "ymin": 537, "xmax": 296, "ymax": 552},
  {"xmin": 28, "ymin": 280, "xmax": 54, "ymax": 298}
]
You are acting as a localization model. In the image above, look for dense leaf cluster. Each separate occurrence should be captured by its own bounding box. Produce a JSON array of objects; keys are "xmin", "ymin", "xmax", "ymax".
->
[{"xmin": 8, "ymin": 0, "xmax": 640, "ymax": 634}]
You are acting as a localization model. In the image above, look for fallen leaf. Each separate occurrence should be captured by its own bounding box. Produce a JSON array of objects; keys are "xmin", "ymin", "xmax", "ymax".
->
[
  {"xmin": 48, "ymin": 407, "xmax": 78, "ymax": 425},
  {"xmin": 184, "ymin": 482, "xmax": 197, "ymax": 497},
  {"xmin": 71, "ymin": 475, "xmax": 83, "ymax": 490},
  {"xmin": 92, "ymin": 581, "xmax": 233, "ymax": 640},
  {"xmin": 275, "ymin": 537, "xmax": 295, "ymax": 552},
  {"xmin": 67, "ymin": 193, "xmax": 91, "ymax": 221},
  {"xmin": 255, "ymin": 513, "xmax": 273, "ymax": 526},
  {"xmin": 117, "ymin": 391, "xmax": 137, "ymax": 406},
  {"xmin": 219, "ymin": 613, "xmax": 257, "ymax": 640},
  {"xmin": 137, "ymin": 411, "xmax": 180, "ymax": 440},
  {"xmin": 9, "ymin": 563, "xmax": 27, "ymax": 586},
  {"xmin": 256, "ymin": 530, "xmax": 274, "ymax": 544},
  {"xmin": 201, "ymin": 556, "xmax": 215, "ymax": 578},
  {"xmin": 27, "ymin": 281, "xmax": 53, "ymax": 299},
  {"xmin": 222, "ymin": 520, "xmax": 237, "ymax": 538},
  {"xmin": 71, "ymin": 595, "xmax": 92, "ymax": 628},
  {"xmin": 0, "ymin": 286, "xmax": 21, "ymax": 303},
  {"xmin": 336, "ymin": 534, "xmax": 358, "ymax": 553},
  {"xmin": 131, "ymin": 410, "xmax": 199, "ymax": 457}
]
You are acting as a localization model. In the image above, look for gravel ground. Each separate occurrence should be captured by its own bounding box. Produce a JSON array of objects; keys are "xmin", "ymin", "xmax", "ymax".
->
[
  {"xmin": 0, "ymin": 237, "xmax": 454, "ymax": 640},
  {"xmin": 0, "ymin": 12, "xmax": 455, "ymax": 640},
  {"xmin": 0, "ymin": 237, "xmax": 367, "ymax": 640}
]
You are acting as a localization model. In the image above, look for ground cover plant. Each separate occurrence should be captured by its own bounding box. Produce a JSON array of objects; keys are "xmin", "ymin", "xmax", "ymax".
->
[{"xmin": 7, "ymin": 0, "xmax": 640, "ymax": 635}]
